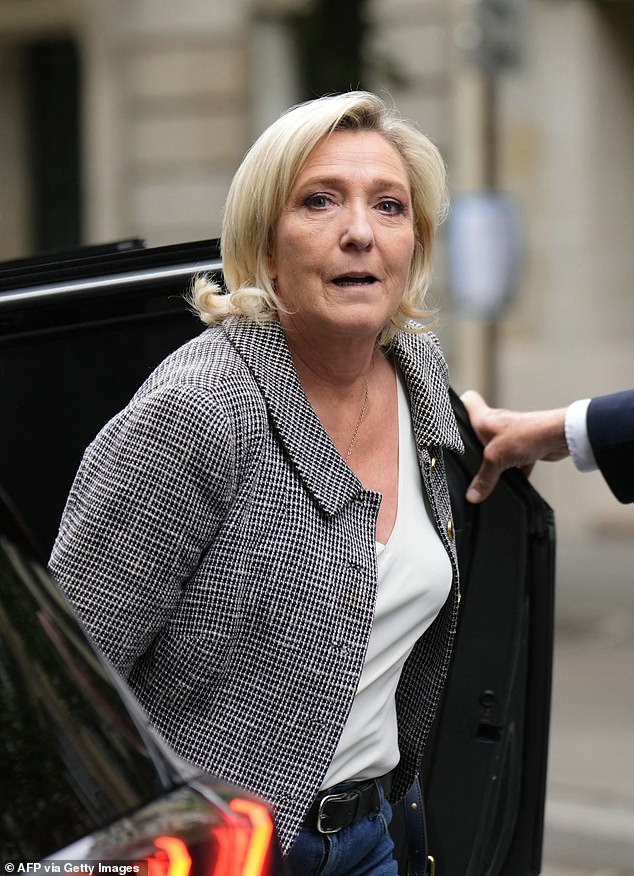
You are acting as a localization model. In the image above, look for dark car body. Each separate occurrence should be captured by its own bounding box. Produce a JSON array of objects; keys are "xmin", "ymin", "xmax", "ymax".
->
[
  {"xmin": 0, "ymin": 239, "xmax": 555, "ymax": 874},
  {"xmin": 0, "ymin": 486, "xmax": 284, "ymax": 873}
]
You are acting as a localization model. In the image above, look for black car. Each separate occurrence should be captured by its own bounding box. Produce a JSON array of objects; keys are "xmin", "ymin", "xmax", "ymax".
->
[
  {"xmin": 0, "ymin": 239, "xmax": 555, "ymax": 874},
  {"xmin": 0, "ymin": 485, "xmax": 284, "ymax": 873}
]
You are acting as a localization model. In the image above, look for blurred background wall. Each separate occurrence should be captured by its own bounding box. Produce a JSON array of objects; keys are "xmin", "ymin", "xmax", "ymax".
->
[{"xmin": 1, "ymin": 0, "xmax": 633, "ymax": 870}]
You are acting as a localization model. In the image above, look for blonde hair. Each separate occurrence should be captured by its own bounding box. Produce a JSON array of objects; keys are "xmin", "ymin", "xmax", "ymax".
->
[{"xmin": 190, "ymin": 91, "xmax": 449, "ymax": 347}]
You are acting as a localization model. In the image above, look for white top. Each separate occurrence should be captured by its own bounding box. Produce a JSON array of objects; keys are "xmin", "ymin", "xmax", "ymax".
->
[
  {"xmin": 565, "ymin": 398, "xmax": 598, "ymax": 473},
  {"xmin": 321, "ymin": 374, "xmax": 453, "ymax": 789}
]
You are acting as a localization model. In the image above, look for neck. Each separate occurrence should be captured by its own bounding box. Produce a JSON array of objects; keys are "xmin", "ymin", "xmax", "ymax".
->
[{"xmin": 280, "ymin": 319, "xmax": 380, "ymax": 391}]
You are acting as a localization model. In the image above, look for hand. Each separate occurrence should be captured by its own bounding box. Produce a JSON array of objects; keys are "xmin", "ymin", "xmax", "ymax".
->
[{"xmin": 461, "ymin": 390, "xmax": 569, "ymax": 503}]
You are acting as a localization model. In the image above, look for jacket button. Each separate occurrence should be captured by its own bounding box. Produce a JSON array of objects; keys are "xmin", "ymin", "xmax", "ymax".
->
[
  {"xmin": 429, "ymin": 456, "xmax": 437, "ymax": 470},
  {"xmin": 447, "ymin": 519, "xmax": 454, "ymax": 540}
]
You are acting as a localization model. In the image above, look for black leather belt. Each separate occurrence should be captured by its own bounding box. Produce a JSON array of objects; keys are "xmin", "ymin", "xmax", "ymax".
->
[{"xmin": 304, "ymin": 774, "xmax": 392, "ymax": 835}]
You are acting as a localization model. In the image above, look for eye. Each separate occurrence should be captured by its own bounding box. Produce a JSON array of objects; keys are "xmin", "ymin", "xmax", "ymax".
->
[
  {"xmin": 376, "ymin": 199, "xmax": 406, "ymax": 215},
  {"xmin": 304, "ymin": 193, "xmax": 334, "ymax": 210}
]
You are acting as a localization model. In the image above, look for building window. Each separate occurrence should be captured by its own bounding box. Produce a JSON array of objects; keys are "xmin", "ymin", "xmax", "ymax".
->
[
  {"xmin": 291, "ymin": 0, "xmax": 369, "ymax": 97},
  {"xmin": 25, "ymin": 37, "xmax": 82, "ymax": 252}
]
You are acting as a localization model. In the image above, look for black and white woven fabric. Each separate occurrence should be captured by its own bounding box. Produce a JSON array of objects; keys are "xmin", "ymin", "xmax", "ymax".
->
[{"xmin": 49, "ymin": 315, "xmax": 464, "ymax": 855}]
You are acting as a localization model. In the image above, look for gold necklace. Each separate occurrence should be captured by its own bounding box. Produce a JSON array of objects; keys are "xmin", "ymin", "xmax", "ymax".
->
[{"xmin": 345, "ymin": 379, "xmax": 369, "ymax": 460}]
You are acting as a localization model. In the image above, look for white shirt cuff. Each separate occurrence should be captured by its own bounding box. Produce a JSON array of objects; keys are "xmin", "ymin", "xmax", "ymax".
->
[{"xmin": 565, "ymin": 399, "xmax": 597, "ymax": 473}]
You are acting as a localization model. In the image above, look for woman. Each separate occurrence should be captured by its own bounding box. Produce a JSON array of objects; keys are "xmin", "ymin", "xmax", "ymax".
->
[{"xmin": 50, "ymin": 91, "xmax": 463, "ymax": 874}]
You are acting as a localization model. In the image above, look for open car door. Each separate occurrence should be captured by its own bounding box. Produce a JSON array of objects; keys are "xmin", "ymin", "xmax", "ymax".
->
[
  {"xmin": 391, "ymin": 394, "xmax": 555, "ymax": 875},
  {"xmin": 0, "ymin": 239, "xmax": 555, "ymax": 875}
]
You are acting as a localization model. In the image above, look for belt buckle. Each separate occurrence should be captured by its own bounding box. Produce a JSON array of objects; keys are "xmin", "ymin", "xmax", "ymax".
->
[{"xmin": 316, "ymin": 791, "xmax": 351, "ymax": 834}]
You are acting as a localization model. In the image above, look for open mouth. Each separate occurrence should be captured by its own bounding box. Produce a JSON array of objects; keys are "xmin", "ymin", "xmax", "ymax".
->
[{"xmin": 332, "ymin": 275, "xmax": 377, "ymax": 287}]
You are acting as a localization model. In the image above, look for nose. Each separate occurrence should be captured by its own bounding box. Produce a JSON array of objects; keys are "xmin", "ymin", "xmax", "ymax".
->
[{"xmin": 340, "ymin": 202, "xmax": 374, "ymax": 250}]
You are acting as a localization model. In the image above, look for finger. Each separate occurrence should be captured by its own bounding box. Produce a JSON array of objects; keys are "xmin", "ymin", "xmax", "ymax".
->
[
  {"xmin": 460, "ymin": 389, "xmax": 486, "ymax": 420},
  {"xmin": 460, "ymin": 390, "xmax": 494, "ymax": 445},
  {"xmin": 465, "ymin": 459, "xmax": 501, "ymax": 504}
]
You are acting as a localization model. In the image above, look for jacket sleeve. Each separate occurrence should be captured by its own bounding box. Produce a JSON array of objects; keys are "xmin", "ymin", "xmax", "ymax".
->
[
  {"xmin": 586, "ymin": 389, "xmax": 634, "ymax": 504},
  {"xmin": 49, "ymin": 383, "xmax": 237, "ymax": 675}
]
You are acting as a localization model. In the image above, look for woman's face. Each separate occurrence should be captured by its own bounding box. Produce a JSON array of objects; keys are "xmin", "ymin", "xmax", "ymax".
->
[{"xmin": 268, "ymin": 130, "xmax": 416, "ymax": 345}]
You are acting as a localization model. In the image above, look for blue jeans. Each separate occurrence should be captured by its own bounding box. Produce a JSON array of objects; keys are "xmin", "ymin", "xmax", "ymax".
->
[{"xmin": 286, "ymin": 779, "xmax": 398, "ymax": 876}]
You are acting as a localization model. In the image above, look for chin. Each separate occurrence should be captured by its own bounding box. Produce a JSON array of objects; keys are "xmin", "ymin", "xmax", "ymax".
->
[{"xmin": 329, "ymin": 310, "xmax": 394, "ymax": 341}]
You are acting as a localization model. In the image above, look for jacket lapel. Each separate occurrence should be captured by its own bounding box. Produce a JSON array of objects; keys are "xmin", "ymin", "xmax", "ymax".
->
[
  {"xmin": 223, "ymin": 316, "xmax": 363, "ymax": 517},
  {"xmin": 222, "ymin": 317, "xmax": 463, "ymax": 517},
  {"xmin": 391, "ymin": 331, "xmax": 464, "ymax": 455}
]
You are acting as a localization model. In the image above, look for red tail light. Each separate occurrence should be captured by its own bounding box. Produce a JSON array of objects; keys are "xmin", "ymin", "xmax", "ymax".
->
[
  {"xmin": 229, "ymin": 799, "xmax": 275, "ymax": 876},
  {"xmin": 147, "ymin": 837, "xmax": 192, "ymax": 876},
  {"xmin": 46, "ymin": 785, "xmax": 282, "ymax": 876},
  {"xmin": 139, "ymin": 796, "xmax": 277, "ymax": 876}
]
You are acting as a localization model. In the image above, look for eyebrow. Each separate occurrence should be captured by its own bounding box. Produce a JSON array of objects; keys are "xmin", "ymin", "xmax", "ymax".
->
[{"xmin": 296, "ymin": 175, "xmax": 411, "ymax": 197}]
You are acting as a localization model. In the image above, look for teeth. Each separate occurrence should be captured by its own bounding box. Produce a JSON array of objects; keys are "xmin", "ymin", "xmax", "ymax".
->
[{"xmin": 334, "ymin": 276, "xmax": 374, "ymax": 285}]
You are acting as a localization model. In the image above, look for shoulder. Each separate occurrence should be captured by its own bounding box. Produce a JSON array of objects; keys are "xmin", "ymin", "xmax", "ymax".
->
[
  {"xmin": 130, "ymin": 324, "xmax": 268, "ymax": 431},
  {"xmin": 84, "ymin": 324, "xmax": 271, "ymax": 477},
  {"xmin": 391, "ymin": 328, "xmax": 450, "ymax": 384},
  {"xmin": 136, "ymin": 326, "xmax": 246, "ymax": 394},
  {"xmin": 421, "ymin": 330, "xmax": 450, "ymax": 378}
]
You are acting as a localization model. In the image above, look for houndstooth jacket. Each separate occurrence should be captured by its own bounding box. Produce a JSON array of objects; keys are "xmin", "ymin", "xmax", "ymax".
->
[{"xmin": 49, "ymin": 315, "xmax": 464, "ymax": 855}]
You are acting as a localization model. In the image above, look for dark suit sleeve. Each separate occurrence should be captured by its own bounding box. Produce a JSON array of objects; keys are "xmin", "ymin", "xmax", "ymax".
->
[{"xmin": 586, "ymin": 389, "xmax": 634, "ymax": 504}]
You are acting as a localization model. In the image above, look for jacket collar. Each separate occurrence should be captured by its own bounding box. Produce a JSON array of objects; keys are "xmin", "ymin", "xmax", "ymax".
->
[
  {"xmin": 390, "ymin": 329, "xmax": 464, "ymax": 454},
  {"xmin": 222, "ymin": 316, "xmax": 462, "ymax": 516}
]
